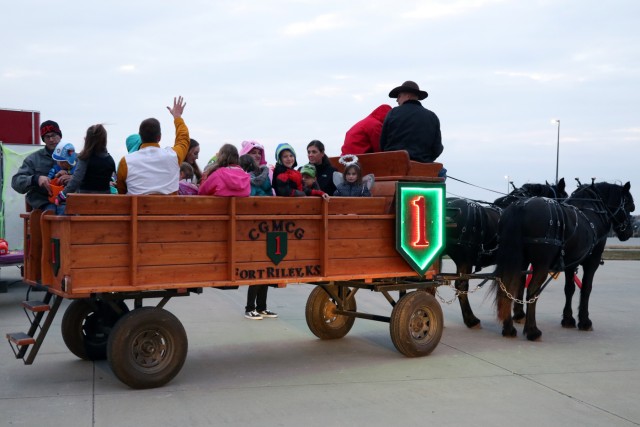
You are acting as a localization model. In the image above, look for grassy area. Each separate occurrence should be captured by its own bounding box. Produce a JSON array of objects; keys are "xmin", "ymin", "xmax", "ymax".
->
[{"xmin": 603, "ymin": 247, "xmax": 640, "ymax": 260}]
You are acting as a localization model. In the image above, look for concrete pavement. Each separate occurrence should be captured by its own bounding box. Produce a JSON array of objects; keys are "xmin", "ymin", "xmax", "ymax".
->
[{"xmin": 1, "ymin": 259, "xmax": 639, "ymax": 427}]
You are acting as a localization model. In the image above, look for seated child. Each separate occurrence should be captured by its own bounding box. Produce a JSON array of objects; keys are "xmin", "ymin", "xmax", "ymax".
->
[
  {"xmin": 333, "ymin": 155, "xmax": 373, "ymax": 197},
  {"xmin": 239, "ymin": 154, "xmax": 272, "ymax": 196},
  {"xmin": 239, "ymin": 140, "xmax": 274, "ymax": 193},
  {"xmin": 178, "ymin": 162, "xmax": 199, "ymax": 195},
  {"xmin": 272, "ymin": 144, "xmax": 328, "ymax": 201},
  {"xmin": 48, "ymin": 141, "xmax": 78, "ymax": 213},
  {"xmin": 198, "ymin": 144, "xmax": 250, "ymax": 196},
  {"xmin": 300, "ymin": 163, "xmax": 330, "ymax": 200},
  {"xmin": 48, "ymin": 141, "xmax": 78, "ymax": 180},
  {"xmin": 272, "ymin": 143, "xmax": 305, "ymax": 197}
]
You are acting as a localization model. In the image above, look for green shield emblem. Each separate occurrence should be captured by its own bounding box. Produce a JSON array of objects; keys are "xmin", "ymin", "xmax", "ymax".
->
[
  {"xmin": 267, "ymin": 231, "xmax": 287, "ymax": 265},
  {"xmin": 395, "ymin": 182, "xmax": 445, "ymax": 275}
]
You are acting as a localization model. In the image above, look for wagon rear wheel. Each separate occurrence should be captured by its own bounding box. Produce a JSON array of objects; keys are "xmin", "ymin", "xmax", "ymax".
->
[
  {"xmin": 390, "ymin": 291, "xmax": 443, "ymax": 357},
  {"xmin": 61, "ymin": 299, "xmax": 129, "ymax": 361},
  {"xmin": 305, "ymin": 286, "xmax": 356, "ymax": 339},
  {"xmin": 107, "ymin": 307, "xmax": 188, "ymax": 389}
]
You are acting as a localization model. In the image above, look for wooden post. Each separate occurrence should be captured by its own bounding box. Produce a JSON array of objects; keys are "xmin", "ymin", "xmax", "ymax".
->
[
  {"xmin": 322, "ymin": 197, "xmax": 328, "ymax": 277},
  {"xmin": 130, "ymin": 197, "xmax": 138, "ymax": 287},
  {"xmin": 228, "ymin": 198, "xmax": 236, "ymax": 282}
]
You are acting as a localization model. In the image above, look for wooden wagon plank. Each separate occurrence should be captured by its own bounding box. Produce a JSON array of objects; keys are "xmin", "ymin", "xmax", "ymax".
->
[
  {"xmin": 328, "ymin": 218, "xmax": 395, "ymax": 239},
  {"xmin": 235, "ymin": 197, "xmax": 323, "ymax": 215},
  {"xmin": 328, "ymin": 238, "xmax": 398, "ymax": 258}
]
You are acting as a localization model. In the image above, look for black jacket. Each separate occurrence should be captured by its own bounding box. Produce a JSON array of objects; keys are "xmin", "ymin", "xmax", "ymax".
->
[
  {"xmin": 314, "ymin": 156, "xmax": 337, "ymax": 195},
  {"xmin": 380, "ymin": 100, "xmax": 443, "ymax": 163}
]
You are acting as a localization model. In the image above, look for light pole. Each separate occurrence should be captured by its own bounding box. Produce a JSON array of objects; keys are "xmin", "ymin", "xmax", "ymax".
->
[
  {"xmin": 504, "ymin": 175, "xmax": 511, "ymax": 193},
  {"xmin": 551, "ymin": 119, "xmax": 560, "ymax": 185}
]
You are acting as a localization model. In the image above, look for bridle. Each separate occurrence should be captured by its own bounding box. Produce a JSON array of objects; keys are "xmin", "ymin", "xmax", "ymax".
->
[{"xmin": 573, "ymin": 185, "xmax": 633, "ymax": 234}]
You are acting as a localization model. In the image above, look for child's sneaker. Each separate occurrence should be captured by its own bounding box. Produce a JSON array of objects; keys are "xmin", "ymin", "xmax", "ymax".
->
[
  {"xmin": 257, "ymin": 310, "xmax": 278, "ymax": 318},
  {"xmin": 244, "ymin": 310, "xmax": 263, "ymax": 320}
]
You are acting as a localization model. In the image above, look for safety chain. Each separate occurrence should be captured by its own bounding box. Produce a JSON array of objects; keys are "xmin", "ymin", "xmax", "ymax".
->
[
  {"xmin": 496, "ymin": 277, "xmax": 542, "ymax": 305},
  {"xmin": 435, "ymin": 278, "xmax": 542, "ymax": 305},
  {"xmin": 434, "ymin": 281, "xmax": 486, "ymax": 305}
]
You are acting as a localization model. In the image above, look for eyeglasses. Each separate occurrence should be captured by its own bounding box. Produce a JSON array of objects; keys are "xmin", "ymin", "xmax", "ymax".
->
[{"xmin": 43, "ymin": 133, "xmax": 59, "ymax": 140}]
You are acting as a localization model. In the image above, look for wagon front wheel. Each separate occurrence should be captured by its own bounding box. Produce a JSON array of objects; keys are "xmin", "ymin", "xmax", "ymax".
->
[
  {"xmin": 390, "ymin": 291, "xmax": 443, "ymax": 357},
  {"xmin": 305, "ymin": 286, "xmax": 356, "ymax": 339},
  {"xmin": 107, "ymin": 307, "xmax": 188, "ymax": 389}
]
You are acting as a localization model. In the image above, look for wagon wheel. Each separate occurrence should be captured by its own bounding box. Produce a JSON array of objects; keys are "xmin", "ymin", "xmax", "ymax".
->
[
  {"xmin": 389, "ymin": 291, "xmax": 443, "ymax": 357},
  {"xmin": 107, "ymin": 307, "xmax": 188, "ymax": 389},
  {"xmin": 305, "ymin": 286, "xmax": 356, "ymax": 340},
  {"xmin": 61, "ymin": 299, "xmax": 129, "ymax": 361}
]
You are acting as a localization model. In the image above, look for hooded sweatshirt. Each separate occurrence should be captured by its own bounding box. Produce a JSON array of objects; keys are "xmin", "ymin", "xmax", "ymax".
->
[
  {"xmin": 198, "ymin": 165, "xmax": 251, "ymax": 196},
  {"xmin": 240, "ymin": 140, "xmax": 274, "ymax": 195},
  {"xmin": 239, "ymin": 140, "xmax": 267, "ymax": 165},
  {"xmin": 341, "ymin": 104, "xmax": 392, "ymax": 155}
]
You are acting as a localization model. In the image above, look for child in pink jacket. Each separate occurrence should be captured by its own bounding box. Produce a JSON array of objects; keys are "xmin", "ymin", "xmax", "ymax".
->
[{"xmin": 198, "ymin": 144, "xmax": 250, "ymax": 196}]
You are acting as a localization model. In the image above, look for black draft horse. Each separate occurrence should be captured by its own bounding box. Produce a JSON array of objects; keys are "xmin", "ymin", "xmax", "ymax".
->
[
  {"xmin": 445, "ymin": 179, "xmax": 567, "ymax": 328},
  {"xmin": 494, "ymin": 181, "xmax": 634, "ymax": 341}
]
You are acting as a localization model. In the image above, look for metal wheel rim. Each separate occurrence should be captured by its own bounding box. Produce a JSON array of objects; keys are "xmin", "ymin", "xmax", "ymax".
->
[
  {"xmin": 82, "ymin": 313, "xmax": 108, "ymax": 345},
  {"xmin": 130, "ymin": 329, "xmax": 172, "ymax": 372},
  {"xmin": 409, "ymin": 308, "xmax": 434, "ymax": 341},
  {"xmin": 322, "ymin": 299, "xmax": 346, "ymax": 328}
]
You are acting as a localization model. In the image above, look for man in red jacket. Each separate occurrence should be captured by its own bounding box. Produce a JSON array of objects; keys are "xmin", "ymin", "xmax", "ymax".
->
[{"xmin": 341, "ymin": 104, "xmax": 392, "ymax": 155}]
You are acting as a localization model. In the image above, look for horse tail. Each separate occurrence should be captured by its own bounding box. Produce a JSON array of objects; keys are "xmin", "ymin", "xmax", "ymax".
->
[{"xmin": 492, "ymin": 204, "xmax": 525, "ymax": 321}]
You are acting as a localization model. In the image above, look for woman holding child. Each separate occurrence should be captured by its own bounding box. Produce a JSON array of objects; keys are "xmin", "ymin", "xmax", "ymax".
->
[{"xmin": 306, "ymin": 140, "xmax": 336, "ymax": 196}]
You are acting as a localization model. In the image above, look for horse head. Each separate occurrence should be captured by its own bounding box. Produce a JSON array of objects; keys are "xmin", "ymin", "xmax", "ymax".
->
[
  {"xmin": 605, "ymin": 181, "xmax": 635, "ymax": 241},
  {"xmin": 572, "ymin": 182, "xmax": 635, "ymax": 241}
]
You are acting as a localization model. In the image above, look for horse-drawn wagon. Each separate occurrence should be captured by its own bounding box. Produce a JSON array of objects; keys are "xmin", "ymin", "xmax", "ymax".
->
[{"xmin": 6, "ymin": 151, "xmax": 448, "ymax": 389}]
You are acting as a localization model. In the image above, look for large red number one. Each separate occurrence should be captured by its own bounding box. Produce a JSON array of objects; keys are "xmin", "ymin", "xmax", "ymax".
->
[
  {"xmin": 411, "ymin": 196, "xmax": 429, "ymax": 247},
  {"xmin": 274, "ymin": 235, "xmax": 281, "ymax": 255}
]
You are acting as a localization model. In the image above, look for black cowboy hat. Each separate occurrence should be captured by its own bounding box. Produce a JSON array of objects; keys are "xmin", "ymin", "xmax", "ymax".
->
[{"xmin": 388, "ymin": 80, "xmax": 428, "ymax": 100}]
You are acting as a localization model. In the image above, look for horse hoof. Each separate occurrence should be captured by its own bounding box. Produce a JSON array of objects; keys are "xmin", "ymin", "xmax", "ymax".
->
[
  {"xmin": 526, "ymin": 330, "xmax": 542, "ymax": 341},
  {"xmin": 502, "ymin": 328, "xmax": 517, "ymax": 338},
  {"xmin": 561, "ymin": 317, "xmax": 576, "ymax": 328},
  {"xmin": 465, "ymin": 318, "xmax": 482, "ymax": 329},
  {"xmin": 578, "ymin": 321, "xmax": 593, "ymax": 331}
]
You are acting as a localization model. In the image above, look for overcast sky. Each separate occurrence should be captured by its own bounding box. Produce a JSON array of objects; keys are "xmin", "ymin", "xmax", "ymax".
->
[{"xmin": 2, "ymin": 0, "xmax": 639, "ymax": 201}]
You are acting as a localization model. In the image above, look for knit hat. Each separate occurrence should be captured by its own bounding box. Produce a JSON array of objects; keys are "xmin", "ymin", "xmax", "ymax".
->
[
  {"xmin": 40, "ymin": 120, "xmax": 62, "ymax": 141},
  {"xmin": 52, "ymin": 141, "xmax": 77, "ymax": 166},
  {"xmin": 239, "ymin": 140, "xmax": 267, "ymax": 165},
  {"xmin": 275, "ymin": 143, "xmax": 297, "ymax": 167},
  {"xmin": 126, "ymin": 134, "xmax": 142, "ymax": 153},
  {"xmin": 300, "ymin": 163, "xmax": 316, "ymax": 178}
]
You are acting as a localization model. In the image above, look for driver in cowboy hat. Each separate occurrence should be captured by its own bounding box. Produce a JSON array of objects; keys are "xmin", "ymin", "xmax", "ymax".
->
[{"xmin": 379, "ymin": 80, "xmax": 443, "ymax": 164}]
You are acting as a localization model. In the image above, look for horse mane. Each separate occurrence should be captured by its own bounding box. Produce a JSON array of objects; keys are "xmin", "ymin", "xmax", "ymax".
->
[{"xmin": 493, "ymin": 179, "xmax": 567, "ymax": 208}]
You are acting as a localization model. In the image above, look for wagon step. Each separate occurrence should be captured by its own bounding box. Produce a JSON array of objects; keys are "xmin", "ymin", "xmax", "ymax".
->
[
  {"xmin": 6, "ymin": 332, "xmax": 36, "ymax": 346},
  {"xmin": 6, "ymin": 293, "xmax": 63, "ymax": 364},
  {"xmin": 21, "ymin": 300, "xmax": 51, "ymax": 312}
]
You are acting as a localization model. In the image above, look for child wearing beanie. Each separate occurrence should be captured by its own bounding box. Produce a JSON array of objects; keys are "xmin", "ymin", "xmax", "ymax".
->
[
  {"xmin": 272, "ymin": 143, "xmax": 306, "ymax": 197},
  {"xmin": 300, "ymin": 163, "xmax": 330, "ymax": 200}
]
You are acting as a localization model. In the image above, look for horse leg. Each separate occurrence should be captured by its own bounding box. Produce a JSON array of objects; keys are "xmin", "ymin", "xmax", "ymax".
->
[
  {"xmin": 522, "ymin": 269, "xmax": 547, "ymax": 341},
  {"xmin": 577, "ymin": 261, "xmax": 599, "ymax": 331},
  {"xmin": 561, "ymin": 269, "xmax": 577, "ymax": 328},
  {"xmin": 497, "ymin": 282, "xmax": 517, "ymax": 338},
  {"xmin": 455, "ymin": 265, "xmax": 481, "ymax": 329},
  {"xmin": 512, "ymin": 275, "xmax": 527, "ymax": 323}
]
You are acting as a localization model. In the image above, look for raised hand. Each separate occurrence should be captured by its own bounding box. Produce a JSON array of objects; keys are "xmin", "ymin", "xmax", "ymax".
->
[{"xmin": 167, "ymin": 96, "xmax": 186, "ymax": 118}]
